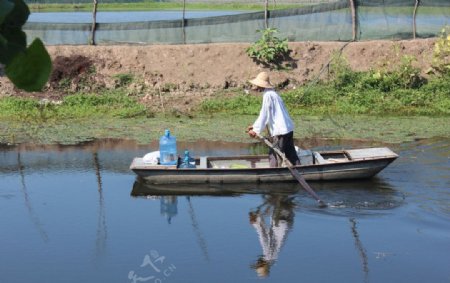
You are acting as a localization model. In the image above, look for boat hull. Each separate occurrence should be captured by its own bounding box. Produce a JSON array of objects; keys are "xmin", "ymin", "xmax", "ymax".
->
[{"xmin": 131, "ymin": 156, "xmax": 397, "ymax": 184}]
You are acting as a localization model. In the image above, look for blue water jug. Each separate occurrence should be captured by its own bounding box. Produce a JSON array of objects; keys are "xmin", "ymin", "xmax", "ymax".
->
[
  {"xmin": 159, "ymin": 129, "xmax": 177, "ymax": 165},
  {"xmin": 179, "ymin": 150, "xmax": 196, "ymax": 168}
]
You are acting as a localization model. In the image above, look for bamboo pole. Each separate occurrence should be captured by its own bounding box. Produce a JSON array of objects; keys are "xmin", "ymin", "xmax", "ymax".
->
[
  {"xmin": 182, "ymin": 0, "xmax": 186, "ymax": 44},
  {"xmin": 413, "ymin": 0, "xmax": 420, "ymax": 39},
  {"xmin": 17, "ymin": 152, "xmax": 49, "ymax": 242},
  {"xmin": 349, "ymin": 0, "xmax": 357, "ymax": 41},
  {"xmin": 93, "ymin": 152, "xmax": 107, "ymax": 256},
  {"xmin": 187, "ymin": 197, "xmax": 210, "ymax": 261},
  {"xmin": 90, "ymin": 0, "xmax": 98, "ymax": 45},
  {"xmin": 350, "ymin": 218, "xmax": 369, "ymax": 283},
  {"xmin": 264, "ymin": 0, "xmax": 269, "ymax": 29}
]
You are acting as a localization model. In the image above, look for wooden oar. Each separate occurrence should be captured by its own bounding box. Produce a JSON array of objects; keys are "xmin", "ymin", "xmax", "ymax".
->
[{"xmin": 256, "ymin": 133, "xmax": 327, "ymax": 208}]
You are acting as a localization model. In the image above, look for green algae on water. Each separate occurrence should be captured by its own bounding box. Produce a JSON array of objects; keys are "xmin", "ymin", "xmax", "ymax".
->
[{"xmin": 1, "ymin": 114, "xmax": 449, "ymax": 145}]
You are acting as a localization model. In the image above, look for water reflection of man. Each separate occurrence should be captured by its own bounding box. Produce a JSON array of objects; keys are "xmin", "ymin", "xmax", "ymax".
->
[
  {"xmin": 160, "ymin": 196, "xmax": 177, "ymax": 224},
  {"xmin": 249, "ymin": 194, "xmax": 296, "ymax": 278}
]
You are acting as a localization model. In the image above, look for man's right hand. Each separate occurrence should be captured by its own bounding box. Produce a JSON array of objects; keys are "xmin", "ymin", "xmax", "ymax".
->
[{"xmin": 248, "ymin": 129, "xmax": 257, "ymax": 138}]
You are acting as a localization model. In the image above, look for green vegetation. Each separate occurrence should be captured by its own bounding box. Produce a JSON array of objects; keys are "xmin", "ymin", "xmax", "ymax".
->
[
  {"xmin": 429, "ymin": 26, "xmax": 450, "ymax": 76},
  {"xmin": 0, "ymin": 90, "xmax": 148, "ymax": 121},
  {"xmin": 201, "ymin": 53, "xmax": 450, "ymax": 116},
  {"xmin": 28, "ymin": 1, "xmax": 302, "ymax": 12},
  {"xmin": 113, "ymin": 73, "xmax": 134, "ymax": 87},
  {"xmin": 1, "ymin": 113, "xmax": 449, "ymax": 145},
  {"xmin": 0, "ymin": 0, "xmax": 51, "ymax": 91},
  {"xmin": 246, "ymin": 28, "xmax": 290, "ymax": 69},
  {"xmin": 201, "ymin": 91, "xmax": 262, "ymax": 115}
]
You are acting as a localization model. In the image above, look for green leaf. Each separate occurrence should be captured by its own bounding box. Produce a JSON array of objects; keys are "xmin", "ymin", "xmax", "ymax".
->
[
  {"xmin": 0, "ymin": 34, "xmax": 7, "ymax": 46},
  {"xmin": 5, "ymin": 38, "xmax": 52, "ymax": 92},
  {"xmin": 0, "ymin": 0, "xmax": 29, "ymax": 64},
  {"xmin": 0, "ymin": 0, "xmax": 14, "ymax": 25},
  {"xmin": 2, "ymin": 0, "xmax": 29, "ymax": 28},
  {"xmin": 0, "ymin": 28, "xmax": 26, "ymax": 64}
]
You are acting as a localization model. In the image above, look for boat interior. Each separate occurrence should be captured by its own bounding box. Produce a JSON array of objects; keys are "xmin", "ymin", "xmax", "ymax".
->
[{"xmin": 205, "ymin": 151, "xmax": 349, "ymax": 169}]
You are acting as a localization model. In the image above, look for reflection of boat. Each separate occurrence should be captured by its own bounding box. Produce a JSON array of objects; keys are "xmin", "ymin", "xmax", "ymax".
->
[
  {"xmin": 131, "ymin": 179, "xmax": 300, "ymax": 197},
  {"xmin": 130, "ymin": 148, "xmax": 398, "ymax": 184},
  {"xmin": 131, "ymin": 177, "xmax": 405, "ymax": 212}
]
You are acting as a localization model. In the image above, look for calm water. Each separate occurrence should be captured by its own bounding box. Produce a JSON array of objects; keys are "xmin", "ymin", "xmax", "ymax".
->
[
  {"xmin": 28, "ymin": 10, "xmax": 448, "ymax": 26},
  {"xmin": 0, "ymin": 138, "xmax": 449, "ymax": 283}
]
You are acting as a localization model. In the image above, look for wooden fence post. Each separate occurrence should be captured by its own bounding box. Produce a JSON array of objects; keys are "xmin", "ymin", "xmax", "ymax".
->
[
  {"xmin": 413, "ymin": 0, "xmax": 420, "ymax": 39},
  {"xmin": 182, "ymin": 0, "xmax": 186, "ymax": 44},
  {"xmin": 349, "ymin": 0, "xmax": 357, "ymax": 41},
  {"xmin": 264, "ymin": 0, "xmax": 269, "ymax": 29},
  {"xmin": 90, "ymin": 0, "xmax": 98, "ymax": 45}
]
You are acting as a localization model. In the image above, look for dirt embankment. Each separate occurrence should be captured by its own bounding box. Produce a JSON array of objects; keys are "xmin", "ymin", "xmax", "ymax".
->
[{"xmin": 0, "ymin": 39, "xmax": 436, "ymax": 111}]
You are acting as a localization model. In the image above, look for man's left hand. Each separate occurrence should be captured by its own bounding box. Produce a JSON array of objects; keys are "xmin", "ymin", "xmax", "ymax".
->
[{"xmin": 248, "ymin": 129, "xmax": 257, "ymax": 138}]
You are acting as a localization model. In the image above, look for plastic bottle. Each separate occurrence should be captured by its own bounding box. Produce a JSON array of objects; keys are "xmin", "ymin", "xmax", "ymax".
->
[
  {"xmin": 159, "ymin": 129, "xmax": 177, "ymax": 165},
  {"xmin": 179, "ymin": 150, "xmax": 196, "ymax": 168}
]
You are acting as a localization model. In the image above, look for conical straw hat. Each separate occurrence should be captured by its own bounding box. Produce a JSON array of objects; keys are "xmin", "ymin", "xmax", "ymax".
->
[{"xmin": 249, "ymin": 72, "xmax": 273, "ymax": 89}]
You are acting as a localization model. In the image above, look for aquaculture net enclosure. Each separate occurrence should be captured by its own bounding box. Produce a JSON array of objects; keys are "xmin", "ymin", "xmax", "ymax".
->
[{"xmin": 24, "ymin": 0, "xmax": 450, "ymax": 45}]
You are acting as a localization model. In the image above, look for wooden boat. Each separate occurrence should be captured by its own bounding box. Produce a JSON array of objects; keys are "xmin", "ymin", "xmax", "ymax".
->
[{"xmin": 130, "ymin": 147, "xmax": 398, "ymax": 184}]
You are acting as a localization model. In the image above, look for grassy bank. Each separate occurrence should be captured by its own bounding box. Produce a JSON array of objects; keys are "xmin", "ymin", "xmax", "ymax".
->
[
  {"xmin": 0, "ymin": 90, "xmax": 149, "ymax": 120},
  {"xmin": 202, "ymin": 75, "xmax": 450, "ymax": 116},
  {"xmin": 0, "ymin": 89, "xmax": 449, "ymax": 144},
  {"xmin": 202, "ymin": 58, "xmax": 450, "ymax": 116},
  {"xmin": 1, "ymin": 76, "xmax": 450, "ymax": 145},
  {"xmin": 28, "ymin": 2, "xmax": 300, "ymax": 12},
  {"xmin": 2, "ymin": 69, "xmax": 449, "ymax": 125}
]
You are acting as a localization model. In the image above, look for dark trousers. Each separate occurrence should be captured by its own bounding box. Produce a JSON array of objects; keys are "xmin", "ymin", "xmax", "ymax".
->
[{"xmin": 269, "ymin": 131, "xmax": 300, "ymax": 168}]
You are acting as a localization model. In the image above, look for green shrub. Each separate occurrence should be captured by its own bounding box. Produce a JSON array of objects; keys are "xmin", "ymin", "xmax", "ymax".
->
[
  {"xmin": 201, "ymin": 52, "xmax": 448, "ymax": 116},
  {"xmin": 422, "ymin": 73, "xmax": 450, "ymax": 94},
  {"xmin": 283, "ymin": 86, "xmax": 336, "ymax": 107},
  {"xmin": 329, "ymin": 52, "xmax": 360, "ymax": 90},
  {"xmin": 0, "ymin": 97, "xmax": 40, "ymax": 118},
  {"xmin": 430, "ymin": 26, "xmax": 450, "ymax": 75},
  {"xmin": 113, "ymin": 73, "xmax": 134, "ymax": 87},
  {"xmin": 60, "ymin": 91, "xmax": 146, "ymax": 118},
  {"xmin": 246, "ymin": 28, "xmax": 290, "ymax": 69},
  {"xmin": 330, "ymin": 52, "xmax": 424, "ymax": 93},
  {"xmin": 0, "ymin": 91, "xmax": 148, "ymax": 120},
  {"xmin": 201, "ymin": 93, "xmax": 261, "ymax": 114}
]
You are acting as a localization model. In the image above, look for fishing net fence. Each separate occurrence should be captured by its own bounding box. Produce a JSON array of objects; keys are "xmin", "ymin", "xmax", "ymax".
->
[{"xmin": 24, "ymin": 0, "xmax": 450, "ymax": 45}]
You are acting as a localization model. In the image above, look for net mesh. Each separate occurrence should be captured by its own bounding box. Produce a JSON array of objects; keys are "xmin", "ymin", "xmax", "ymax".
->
[{"xmin": 23, "ymin": 0, "xmax": 450, "ymax": 45}]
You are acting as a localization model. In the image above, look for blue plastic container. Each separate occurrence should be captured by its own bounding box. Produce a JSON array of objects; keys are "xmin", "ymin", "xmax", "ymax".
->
[
  {"xmin": 179, "ymin": 150, "xmax": 196, "ymax": 168},
  {"xmin": 159, "ymin": 129, "xmax": 177, "ymax": 165}
]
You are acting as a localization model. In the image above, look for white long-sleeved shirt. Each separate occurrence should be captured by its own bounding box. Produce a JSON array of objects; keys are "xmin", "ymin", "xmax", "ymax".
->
[{"xmin": 252, "ymin": 89, "xmax": 295, "ymax": 137}]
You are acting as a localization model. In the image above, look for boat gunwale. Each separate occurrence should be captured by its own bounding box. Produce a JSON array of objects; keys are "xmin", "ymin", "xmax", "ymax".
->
[{"xmin": 130, "ymin": 151, "xmax": 398, "ymax": 173}]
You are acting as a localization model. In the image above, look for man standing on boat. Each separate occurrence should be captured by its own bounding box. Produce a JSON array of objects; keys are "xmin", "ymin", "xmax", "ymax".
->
[{"xmin": 247, "ymin": 72, "xmax": 300, "ymax": 167}]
